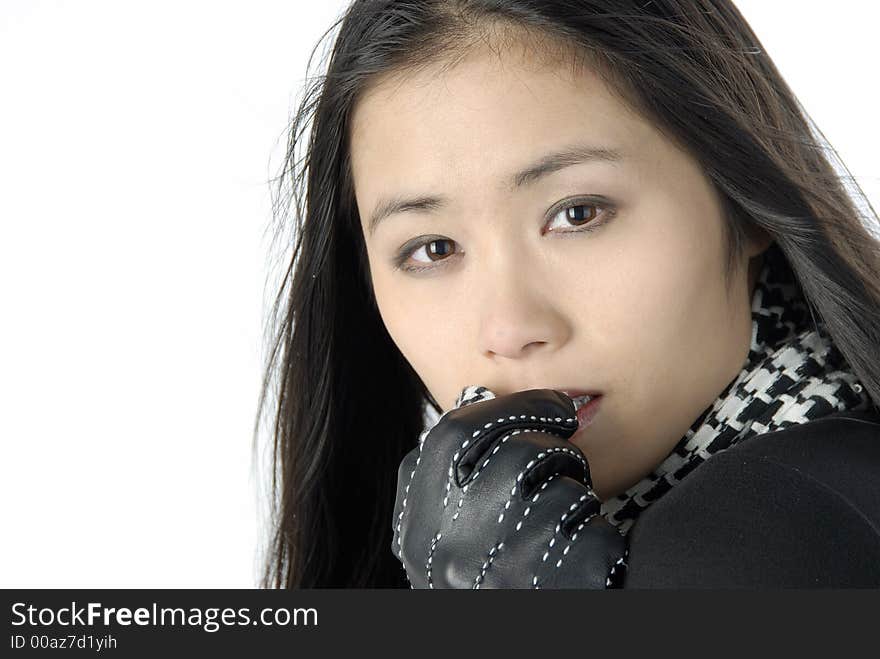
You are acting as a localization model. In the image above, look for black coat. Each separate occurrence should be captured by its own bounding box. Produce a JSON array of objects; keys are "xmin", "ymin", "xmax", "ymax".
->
[{"xmin": 623, "ymin": 407, "xmax": 880, "ymax": 588}]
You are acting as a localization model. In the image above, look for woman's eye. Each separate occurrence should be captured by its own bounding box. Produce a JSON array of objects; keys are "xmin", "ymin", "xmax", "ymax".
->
[
  {"xmin": 545, "ymin": 201, "xmax": 609, "ymax": 234},
  {"xmin": 393, "ymin": 198, "xmax": 614, "ymax": 273},
  {"xmin": 393, "ymin": 235, "xmax": 460, "ymax": 273}
]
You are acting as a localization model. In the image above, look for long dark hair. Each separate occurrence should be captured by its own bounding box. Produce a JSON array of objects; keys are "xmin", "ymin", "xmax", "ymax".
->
[{"xmin": 254, "ymin": 0, "xmax": 880, "ymax": 588}]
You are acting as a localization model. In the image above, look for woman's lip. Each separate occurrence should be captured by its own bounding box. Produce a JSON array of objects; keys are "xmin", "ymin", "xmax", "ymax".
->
[{"xmin": 573, "ymin": 394, "xmax": 603, "ymax": 432}]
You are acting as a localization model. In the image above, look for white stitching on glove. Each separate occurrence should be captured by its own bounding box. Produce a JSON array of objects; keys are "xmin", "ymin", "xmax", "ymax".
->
[{"xmin": 391, "ymin": 385, "xmax": 629, "ymax": 589}]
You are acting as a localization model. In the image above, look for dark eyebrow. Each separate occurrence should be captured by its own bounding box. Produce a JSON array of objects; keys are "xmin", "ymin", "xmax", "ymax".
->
[{"xmin": 366, "ymin": 144, "xmax": 625, "ymax": 237}]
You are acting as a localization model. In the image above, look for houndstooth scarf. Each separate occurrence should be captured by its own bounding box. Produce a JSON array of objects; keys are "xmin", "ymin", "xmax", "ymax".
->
[{"xmin": 422, "ymin": 242, "xmax": 872, "ymax": 539}]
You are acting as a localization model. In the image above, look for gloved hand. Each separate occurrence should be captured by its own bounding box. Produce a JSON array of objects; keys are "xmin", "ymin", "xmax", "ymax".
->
[{"xmin": 391, "ymin": 385, "xmax": 628, "ymax": 589}]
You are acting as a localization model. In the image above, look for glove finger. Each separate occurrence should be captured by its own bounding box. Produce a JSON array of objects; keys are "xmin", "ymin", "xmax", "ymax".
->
[
  {"xmin": 535, "ymin": 513, "xmax": 628, "ymax": 589},
  {"xmin": 393, "ymin": 441, "xmax": 459, "ymax": 588},
  {"xmin": 429, "ymin": 433, "xmax": 592, "ymax": 588},
  {"xmin": 461, "ymin": 425, "xmax": 593, "ymax": 504},
  {"xmin": 390, "ymin": 388, "xmax": 507, "ymax": 588},
  {"xmin": 436, "ymin": 427, "xmax": 590, "ymax": 539},
  {"xmin": 461, "ymin": 474, "xmax": 598, "ymax": 589},
  {"xmin": 391, "ymin": 442, "xmax": 424, "ymax": 559},
  {"xmin": 471, "ymin": 435, "xmax": 621, "ymax": 590},
  {"xmin": 446, "ymin": 388, "xmax": 579, "ymax": 487}
]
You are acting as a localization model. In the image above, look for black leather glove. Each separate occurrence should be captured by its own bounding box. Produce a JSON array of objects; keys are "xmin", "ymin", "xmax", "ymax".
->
[{"xmin": 391, "ymin": 386, "xmax": 629, "ymax": 589}]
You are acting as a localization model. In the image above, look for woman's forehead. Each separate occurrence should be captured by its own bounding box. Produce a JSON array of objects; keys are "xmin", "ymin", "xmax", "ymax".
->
[
  {"xmin": 348, "ymin": 46, "xmax": 658, "ymax": 207},
  {"xmin": 350, "ymin": 40, "xmax": 637, "ymax": 138}
]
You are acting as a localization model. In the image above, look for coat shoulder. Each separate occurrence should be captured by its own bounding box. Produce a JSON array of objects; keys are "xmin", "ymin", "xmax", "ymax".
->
[
  {"xmin": 623, "ymin": 408, "xmax": 880, "ymax": 588},
  {"xmin": 727, "ymin": 407, "xmax": 880, "ymax": 509}
]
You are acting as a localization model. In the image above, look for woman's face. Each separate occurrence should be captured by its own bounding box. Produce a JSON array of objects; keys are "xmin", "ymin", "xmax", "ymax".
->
[{"xmin": 349, "ymin": 42, "xmax": 770, "ymax": 500}]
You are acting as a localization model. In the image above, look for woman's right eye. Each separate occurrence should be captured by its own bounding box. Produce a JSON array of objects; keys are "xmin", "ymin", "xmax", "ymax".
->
[{"xmin": 394, "ymin": 236, "xmax": 459, "ymax": 273}]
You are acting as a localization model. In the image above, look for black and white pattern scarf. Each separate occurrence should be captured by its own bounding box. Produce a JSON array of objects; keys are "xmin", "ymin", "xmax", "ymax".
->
[{"xmin": 422, "ymin": 242, "xmax": 872, "ymax": 538}]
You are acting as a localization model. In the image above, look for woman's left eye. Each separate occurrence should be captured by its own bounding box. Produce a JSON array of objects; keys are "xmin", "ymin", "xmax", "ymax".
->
[{"xmin": 544, "ymin": 199, "xmax": 614, "ymax": 235}]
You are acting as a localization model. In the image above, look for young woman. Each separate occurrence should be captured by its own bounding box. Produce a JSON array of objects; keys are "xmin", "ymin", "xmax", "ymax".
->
[{"xmin": 256, "ymin": 0, "xmax": 880, "ymax": 588}]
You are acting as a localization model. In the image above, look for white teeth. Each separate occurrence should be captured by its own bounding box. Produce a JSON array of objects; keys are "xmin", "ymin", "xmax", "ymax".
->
[{"xmin": 571, "ymin": 394, "xmax": 594, "ymax": 409}]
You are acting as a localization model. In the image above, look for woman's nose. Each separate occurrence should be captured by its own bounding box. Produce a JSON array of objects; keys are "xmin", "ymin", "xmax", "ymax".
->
[{"xmin": 476, "ymin": 276, "xmax": 570, "ymax": 360}]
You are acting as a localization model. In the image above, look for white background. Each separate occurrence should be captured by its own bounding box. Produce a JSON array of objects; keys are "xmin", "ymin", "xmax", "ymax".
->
[{"xmin": 1, "ymin": 1, "xmax": 877, "ymax": 587}]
